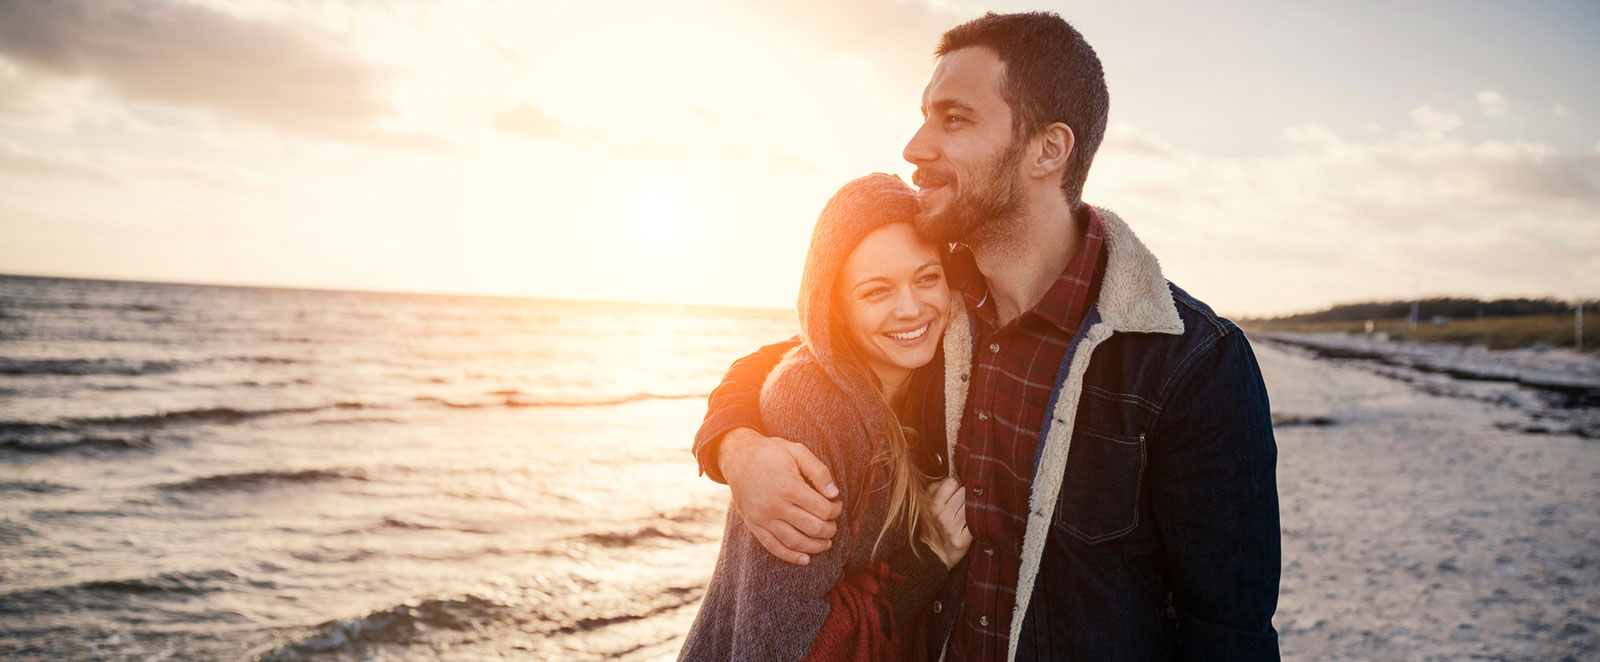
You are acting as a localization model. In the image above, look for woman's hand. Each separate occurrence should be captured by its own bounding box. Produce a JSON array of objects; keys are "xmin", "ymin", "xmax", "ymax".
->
[{"xmin": 927, "ymin": 476, "xmax": 971, "ymax": 568}]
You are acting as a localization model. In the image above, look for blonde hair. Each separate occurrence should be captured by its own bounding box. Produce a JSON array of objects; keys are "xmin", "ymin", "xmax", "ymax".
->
[{"xmin": 829, "ymin": 324, "xmax": 941, "ymax": 559}]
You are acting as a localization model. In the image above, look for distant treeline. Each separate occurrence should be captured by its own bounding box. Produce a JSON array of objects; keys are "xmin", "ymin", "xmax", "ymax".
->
[{"xmin": 1264, "ymin": 297, "xmax": 1600, "ymax": 324}]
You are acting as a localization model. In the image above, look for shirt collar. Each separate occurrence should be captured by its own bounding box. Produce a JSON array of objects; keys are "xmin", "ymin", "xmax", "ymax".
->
[{"xmin": 942, "ymin": 206, "xmax": 1107, "ymax": 333}]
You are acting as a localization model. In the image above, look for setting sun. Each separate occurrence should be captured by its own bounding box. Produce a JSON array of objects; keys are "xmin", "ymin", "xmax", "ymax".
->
[{"xmin": 634, "ymin": 193, "xmax": 683, "ymax": 241}]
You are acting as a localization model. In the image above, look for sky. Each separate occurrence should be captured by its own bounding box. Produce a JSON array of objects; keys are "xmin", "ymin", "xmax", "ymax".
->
[{"xmin": 0, "ymin": 0, "xmax": 1596, "ymax": 317}]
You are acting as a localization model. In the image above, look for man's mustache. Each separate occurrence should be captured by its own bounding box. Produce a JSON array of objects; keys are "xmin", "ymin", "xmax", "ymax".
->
[{"xmin": 912, "ymin": 168, "xmax": 952, "ymax": 190}]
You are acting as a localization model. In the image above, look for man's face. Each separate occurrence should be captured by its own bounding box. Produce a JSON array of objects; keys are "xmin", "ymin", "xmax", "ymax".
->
[{"xmin": 903, "ymin": 47, "xmax": 1026, "ymax": 244}]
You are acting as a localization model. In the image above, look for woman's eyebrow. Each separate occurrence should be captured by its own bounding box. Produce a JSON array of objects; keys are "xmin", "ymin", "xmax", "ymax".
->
[{"xmin": 851, "ymin": 275, "xmax": 889, "ymax": 290}]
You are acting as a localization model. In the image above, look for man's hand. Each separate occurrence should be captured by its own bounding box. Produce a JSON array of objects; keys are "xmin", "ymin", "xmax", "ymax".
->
[{"xmin": 719, "ymin": 427, "xmax": 843, "ymax": 565}]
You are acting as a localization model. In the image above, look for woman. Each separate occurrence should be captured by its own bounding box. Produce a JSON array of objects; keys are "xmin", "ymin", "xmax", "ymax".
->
[{"xmin": 680, "ymin": 174, "xmax": 973, "ymax": 661}]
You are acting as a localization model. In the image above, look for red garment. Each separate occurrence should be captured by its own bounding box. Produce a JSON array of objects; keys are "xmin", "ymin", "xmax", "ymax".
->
[
  {"xmin": 804, "ymin": 560, "xmax": 896, "ymax": 662},
  {"xmin": 945, "ymin": 208, "xmax": 1106, "ymax": 662}
]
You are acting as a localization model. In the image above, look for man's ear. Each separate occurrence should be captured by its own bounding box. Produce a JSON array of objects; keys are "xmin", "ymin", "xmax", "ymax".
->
[{"xmin": 1031, "ymin": 122, "xmax": 1074, "ymax": 180}]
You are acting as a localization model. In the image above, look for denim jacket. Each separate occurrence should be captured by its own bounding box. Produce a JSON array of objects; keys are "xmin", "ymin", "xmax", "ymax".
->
[{"xmin": 921, "ymin": 208, "xmax": 1280, "ymax": 661}]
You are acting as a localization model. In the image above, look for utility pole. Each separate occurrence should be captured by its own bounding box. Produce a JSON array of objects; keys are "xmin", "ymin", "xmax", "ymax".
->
[
  {"xmin": 1409, "ymin": 301, "xmax": 1420, "ymax": 330},
  {"xmin": 1579, "ymin": 301, "xmax": 1585, "ymax": 351}
]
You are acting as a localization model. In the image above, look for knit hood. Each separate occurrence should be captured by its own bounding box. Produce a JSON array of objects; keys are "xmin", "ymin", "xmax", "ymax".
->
[{"xmin": 794, "ymin": 173, "xmax": 924, "ymax": 438}]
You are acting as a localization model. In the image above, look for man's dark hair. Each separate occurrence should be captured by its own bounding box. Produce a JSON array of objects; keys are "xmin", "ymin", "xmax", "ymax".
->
[{"xmin": 937, "ymin": 12, "xmax": 1109, "ymax": 208}]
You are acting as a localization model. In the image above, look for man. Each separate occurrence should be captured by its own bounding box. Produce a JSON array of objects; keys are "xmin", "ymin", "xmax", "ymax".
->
[{"xmin": 693, "ymin": 11, "xmax": 1280, "ymax": 661}]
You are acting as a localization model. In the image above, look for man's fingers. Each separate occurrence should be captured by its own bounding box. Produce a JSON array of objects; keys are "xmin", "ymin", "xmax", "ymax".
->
[
  {"xmin": 788, "ymin": 483, "xmax": 844, "ymax": 522},
  {"xmin": 748, "ymin": 524, "xmax": 811, "ymax": 566},
  {"xmin": 788, "ymin": 442, "xmax": 840, "ymax": 499},
  {"xmin": 779, "ymin": 505, "xmax": 838, "ymax": 540},
  {"xmin": 766, "ymin": 519, "xmax": 831, "ymax": 556}
]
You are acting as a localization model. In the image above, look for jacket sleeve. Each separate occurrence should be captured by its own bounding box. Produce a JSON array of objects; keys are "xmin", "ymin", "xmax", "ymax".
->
[
  {"xmin": 1147, "ymin": 330, "xmax": 1281, "ymax": 660},
  {"xmin": 681, "ymin": 399, "xmax": 855, "ymax": 661},
  {"xmin": 692, "ymin": 336, "xmax": 802, "ymax": 483}
]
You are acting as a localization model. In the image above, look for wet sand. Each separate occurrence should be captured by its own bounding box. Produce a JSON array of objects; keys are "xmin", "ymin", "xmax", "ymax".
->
[{"xmin": 1260, "ymin": 338, "xmax": 1599, "ymax": 661}]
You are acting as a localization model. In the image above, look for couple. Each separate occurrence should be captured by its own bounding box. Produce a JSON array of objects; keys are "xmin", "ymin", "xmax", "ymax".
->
[{"xmin": 682, "ymin": 11, "xmax": 1280, "ymax": 662}]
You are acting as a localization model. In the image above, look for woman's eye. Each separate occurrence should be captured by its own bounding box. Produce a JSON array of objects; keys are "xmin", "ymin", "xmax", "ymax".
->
[
  {"xmin": 862, "ymin": 288, "xmax": 890, "ymax": 300},
  {"xmin": 918, "ymin": 273, "xmax": 944, "ymax": 286}
]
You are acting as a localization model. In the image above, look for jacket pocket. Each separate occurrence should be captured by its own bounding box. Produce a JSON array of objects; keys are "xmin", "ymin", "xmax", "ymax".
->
[{"xmin": 1051, "ymin": 427, "xmax": 1146, "ymax": 544}]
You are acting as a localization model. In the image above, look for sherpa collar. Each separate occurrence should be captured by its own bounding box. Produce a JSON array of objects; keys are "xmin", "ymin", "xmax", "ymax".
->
[{"xmin": 1090, "ymin": 206, "xmax": 1184, "ymax": 335}]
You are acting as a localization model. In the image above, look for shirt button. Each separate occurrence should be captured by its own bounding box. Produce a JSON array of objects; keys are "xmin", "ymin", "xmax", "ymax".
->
[
  {"xmin": 960, "ymin": 373, "xmax": 969, "ymax": 382},
  {"xmin": 976, "ymin": 410, "xmax": 989, "ymax": 422},
  {"xmin": 933, "ymin": 600, "xmax": 942, "ymax": 614},
  {"xmin": 984, "ymin": 546, "xmax": 994, "ymax": 556},
  {"xmin": 973, "ymin": 487, "xmax": 983, "ymax": 496},
  {"xmin": 934, "ymin": 452, "xmax": 944, "ymax": 466},
  {"xmin": 988, "ymin": 343, "xmax": 1000, "ymax": 353},
  {"xmin": 980, "ymin": 615, "xmax": 989, "ymax": 626}
]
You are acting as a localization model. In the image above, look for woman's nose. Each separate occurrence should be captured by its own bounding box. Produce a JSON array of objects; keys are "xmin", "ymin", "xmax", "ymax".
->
[{"xmin": 892, "ymin": 287, "xmax": 920, "ymax": 318}]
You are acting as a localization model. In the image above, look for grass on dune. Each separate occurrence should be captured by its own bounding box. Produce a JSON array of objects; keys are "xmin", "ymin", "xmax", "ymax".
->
[{"xmin": 1244, "ymin": 312, "xmax": 1600, "ymax": 351}]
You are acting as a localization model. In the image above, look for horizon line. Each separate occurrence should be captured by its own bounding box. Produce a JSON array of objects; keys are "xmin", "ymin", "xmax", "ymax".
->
[{"xmin": 0, "ymin": 270, "xmax": 795, "ymax": 315}]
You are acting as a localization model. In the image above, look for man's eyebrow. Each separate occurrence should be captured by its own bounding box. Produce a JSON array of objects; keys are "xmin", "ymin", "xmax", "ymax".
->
[{"xmin": 926, "ymin": 98, "xmax": 977, "ymax": 115}]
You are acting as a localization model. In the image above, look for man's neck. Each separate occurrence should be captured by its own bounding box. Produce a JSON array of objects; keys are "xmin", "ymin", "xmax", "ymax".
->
[{"xmin": 971, "ymin": 198, "xmax": 1084, "ymax": 326}]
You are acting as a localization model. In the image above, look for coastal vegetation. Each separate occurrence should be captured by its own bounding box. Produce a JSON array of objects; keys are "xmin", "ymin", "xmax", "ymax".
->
[{"xmin": 1243, "ymin": 298, "xmax": 1600, "ymax": 351}]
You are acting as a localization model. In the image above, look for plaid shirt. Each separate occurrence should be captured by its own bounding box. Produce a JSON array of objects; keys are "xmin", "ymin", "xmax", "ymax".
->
[{"xmin": 944, "ymin": 207, "xmax": 1105, "ymax": 662}]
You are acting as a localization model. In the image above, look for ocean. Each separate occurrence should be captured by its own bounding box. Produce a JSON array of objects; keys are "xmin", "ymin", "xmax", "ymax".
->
[{"xmin": 0, "ymin": 274, "xmax": 792, "ymax": 660}]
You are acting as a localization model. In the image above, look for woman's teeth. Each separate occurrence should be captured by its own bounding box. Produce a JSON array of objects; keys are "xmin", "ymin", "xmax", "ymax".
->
[{"xmin": 887, "ymin": 325, "xmax": 928, "ymax": 341}]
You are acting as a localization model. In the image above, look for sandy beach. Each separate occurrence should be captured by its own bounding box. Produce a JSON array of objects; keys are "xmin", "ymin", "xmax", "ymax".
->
[{"xmin": 1258, "ymin": 338, "xmax": 1598, "ymax": 661}]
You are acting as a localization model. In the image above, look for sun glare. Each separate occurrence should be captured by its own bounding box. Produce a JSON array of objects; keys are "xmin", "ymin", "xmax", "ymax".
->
[{"xmin": 635, "ymin": 194, "xmax": 682, "ymax": 240}]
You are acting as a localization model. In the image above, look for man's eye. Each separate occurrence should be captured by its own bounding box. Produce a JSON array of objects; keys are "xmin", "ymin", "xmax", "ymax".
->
[{"xmin": 945, "ymin": 115, "xmax": 966, "ymax": 127}]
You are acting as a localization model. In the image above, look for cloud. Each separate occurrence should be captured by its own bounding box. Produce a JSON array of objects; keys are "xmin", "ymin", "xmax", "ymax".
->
[
  {"xmin": 1476, "ymin": 90, "xmax": 1510, "ymax": 118},
  {"xmin": 1088, "ymin": 115, "xmax": 1600, "ymax": 316},
  {"xmin": 0, "ymin": 137, "xmax": 109, "ymax": 181},
  {"xmin": 0, "ymin": 0, "xmax": 415, "ymax": 146},
  {"xmin": 1553, "ymin": 104, "xmax": 1571, "ymax": 118},
  {"xmin": 494, "ymin": 102, "xmax": 823, "ymax": 173},
  {"xmin": 1282, "ymin": 123, "xmax": 1342, "ymax": 150},
  {"xmin": 739, "ymin": 0, "xmax": 972, "ymax": 79},
  {"xmin": 1411, "ymin": 105, "xmax": 1463, "ymax": 135}
]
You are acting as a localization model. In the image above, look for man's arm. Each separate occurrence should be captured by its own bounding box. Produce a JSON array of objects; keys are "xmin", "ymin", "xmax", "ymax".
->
[
  {"xmin": 693, "ymin": 336, "xmax": 800, "ymax": 482},
  {"xmin": 1148, "ymin": 330, "xmax": 1281, "ymax": 660},
  {"xmin": 694, "ymin": 337, "xmax": 844, "ymax": 565}
]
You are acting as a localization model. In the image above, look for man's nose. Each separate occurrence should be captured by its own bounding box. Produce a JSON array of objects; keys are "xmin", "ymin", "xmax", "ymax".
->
[{"xmin": 903, "ymin": 122, "xmax": 937, "ymax": 165}]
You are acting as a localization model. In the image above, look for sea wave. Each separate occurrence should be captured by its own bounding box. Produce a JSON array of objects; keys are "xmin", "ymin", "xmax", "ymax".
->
[
  {"xmin": 0, "ymin": 518, "xmax": 35, "ymax": 545},
  {"xmin": 413, "ymin": 391, "xmax": 707, "ymax": 409},
  {"xmin": 159, "ymin": 468, "xmax": 371, "ymax": 493},
  {"xmin": 0, "ymin": 568, "xmax": 270, "ymax": 616},
  {"xmin": 576, "ymin": 524, "xmax": 706, "ymax": 547},
  {"xmin": 257, "ymin": 595, "xmax": 512, "ymax": 662},
  {"xmin": 1, "ymin": 435, "xmax": 157, "ymax": 455},
  {"xmin": 0, "ymin": 480, "xmax": 77, "ymax": 494},
  {"xmin": 0, "ymin": 357, "xmax": 185, "ymax": 376},
  {"xmin": 72, "ymin": 403, "xmax": 370, "ymax": 428},
  {"xmin": 368, "ymin": 516, "xmax": 499, "ymax": 535}
]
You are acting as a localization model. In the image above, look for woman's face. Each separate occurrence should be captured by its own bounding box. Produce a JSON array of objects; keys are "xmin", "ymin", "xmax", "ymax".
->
[{"xmin": 836, "ymin": 222, "xmax": 950, "ymax": 389}]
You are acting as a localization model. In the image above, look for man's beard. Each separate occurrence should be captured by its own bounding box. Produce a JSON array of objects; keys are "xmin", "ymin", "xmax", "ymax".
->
[{"xmin": 913, "ymin": 137, "xmax": 1027, "ymax": 245}]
